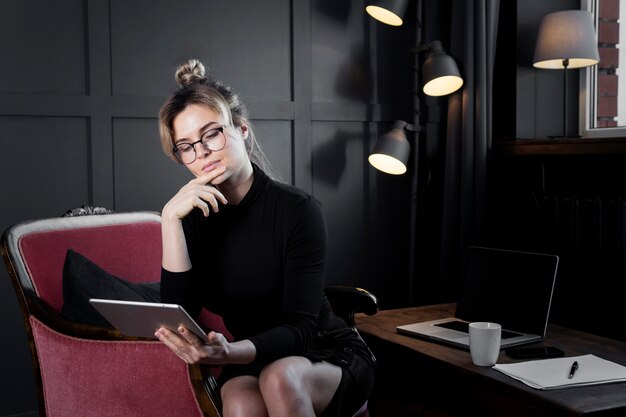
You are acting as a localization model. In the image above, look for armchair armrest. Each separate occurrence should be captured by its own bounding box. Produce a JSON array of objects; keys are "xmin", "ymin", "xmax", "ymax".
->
[
  {"xmin": 324, "ymin": 286, "xmax": 379, "ymax": 327},
  {"xmin": 28, "ymin": 296, "xmax": 223, "ymax": 417},
  {"xmin": 26, "ymin": 296, "xmax": 139, "ymax": 341}
]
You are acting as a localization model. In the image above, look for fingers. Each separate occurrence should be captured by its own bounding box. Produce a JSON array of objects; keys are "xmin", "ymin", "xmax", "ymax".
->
[
  {"xmin": 207, "ymin": 330, "xmax": 225, "ymax": 345},
  {"xmin": 193, "ymin": 196, "xmax": 210, "ymax": 217},
  {"xmin": 190, "ymin": 193, "xmax": 220, "ymax": 217},
  {"xmin": 167, "ymin": 180, "xmax": 227, "ymax": 220},
  {"xmin": 155, "ymin": 327, "xmax": 198, "ymax": 364},
  {"xmin": 157, "ymin": 327, "xmax": 232, "ymax": 365},
  {"xmin": 178, "ymin": 325, "xmax": 205, "ymax": 349},
  {"xmin": 155, "ymin": 327, "xmax": 184, "ymax": 356},
  {"xmin": 186, "ymin": 177, "xmax": 228, "ymax": 208},
  {"xmin": 193, "ymin": 166, "xmax": 226, "ymax": 187},
  {"xmin": 201, "ymin": 184, "xmax": 227, "ymax": 205},
  {"xmin": 195, "ymin": 188, "xmax": 226, "ymax": 211},
  {"xmin": 163, "ymin": 165, "xmax": 229, "ymax": 222}
]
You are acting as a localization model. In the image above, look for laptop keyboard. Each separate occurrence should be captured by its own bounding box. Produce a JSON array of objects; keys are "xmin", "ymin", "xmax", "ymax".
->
[{"xmin": 434, "ymin": 320, "xmax": 521, "ymax": 339}]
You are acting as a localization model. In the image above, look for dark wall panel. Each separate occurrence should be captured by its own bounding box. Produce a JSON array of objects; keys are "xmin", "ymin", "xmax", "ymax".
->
[
  {"xmin": 0, "ymin": 0, "xmax": 87, "ymax": 95},
  {"xmin": 0, "ymin": 116, "xmax": 90, "ymax": 222},
  {"xmin": 110, "ymin": 0, "xmax": 215, "ymax": 97},
  {"xmin": 110, "ymin": 0, "xmax": 291, "ymax": 101},
  {"xmin": 310, "ymin": 0, "xmax": 413, "ymax": 110},
  {"xmin": 250, "ymin": 120, "xmax": 293, "ymax": 183},
  {"xmin": 311, "ymin": 121, "xmax": 410, "ymax": 308},
  {"xmin": 113, "ymin": 118, "xmax": 192, "ymax": 212},
  {"xmin": 312, "ymin": 121, "xmax": 370, "ymax": 284},
  {"xmin": 204, "ymin": 0, "xmax": 292, "ymax": 102},
  {"xmin": 311, "ymin": 2, "xmax": 368, "ymax": 103}
]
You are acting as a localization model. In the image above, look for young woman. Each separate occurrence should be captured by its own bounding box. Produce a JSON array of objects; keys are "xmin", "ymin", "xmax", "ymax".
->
[{"xmin": 154, "ymin": 59, "xmax": 375, "ymax": 417}]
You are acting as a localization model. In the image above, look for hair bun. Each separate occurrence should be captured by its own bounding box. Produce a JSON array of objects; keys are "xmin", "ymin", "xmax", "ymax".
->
[{"xmin": 175, "ymin": 59, "xmax": 207, "ymax": 87}]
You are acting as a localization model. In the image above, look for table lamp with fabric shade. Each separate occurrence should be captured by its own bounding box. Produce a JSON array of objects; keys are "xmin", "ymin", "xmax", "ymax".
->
[{"xmin": 533, "ymin": 10, "xmax": 599, "ymax": 138}]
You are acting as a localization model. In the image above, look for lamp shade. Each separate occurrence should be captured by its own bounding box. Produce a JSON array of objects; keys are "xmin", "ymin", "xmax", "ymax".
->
[
  {"xmin": 422, "ymin": 41, "xmax": 464, "ymax": 96},
  {"xmin": 533, "ymin": 10, "xmax": 599, "ymax": 69},
  {"xmin": 368, "ymin": 121, "xmax": 410, "ymax": 175},
  {"xmin": 365, "ymin": 0, "xmax": 408, "ymax": 26}
]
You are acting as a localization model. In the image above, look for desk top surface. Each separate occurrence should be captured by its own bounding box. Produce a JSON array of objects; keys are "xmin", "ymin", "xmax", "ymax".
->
[{"xmin": 356, "ymin": 303, "xmax": 626, "ymax": 416}]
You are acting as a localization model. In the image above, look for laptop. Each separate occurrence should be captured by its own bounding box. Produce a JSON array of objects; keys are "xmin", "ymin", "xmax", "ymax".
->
[{"xmin": 396, "ymin": 246, "xmax": 559, "ymax": 350}]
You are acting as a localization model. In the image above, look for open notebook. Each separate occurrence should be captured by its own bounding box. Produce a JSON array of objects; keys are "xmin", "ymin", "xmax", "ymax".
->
[
  {"xmin": 397, "ymin": 246, "xmax": 559, "ymax": 350},
  {"xmin": 493, "ymin": 354, "xmax": 626, "ymax": 390}
]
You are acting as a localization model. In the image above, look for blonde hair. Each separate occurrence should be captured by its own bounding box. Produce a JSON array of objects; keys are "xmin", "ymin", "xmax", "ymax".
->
[{"xmin": 158, "ymin": 59, "xmax": 278, "ymax": 179}]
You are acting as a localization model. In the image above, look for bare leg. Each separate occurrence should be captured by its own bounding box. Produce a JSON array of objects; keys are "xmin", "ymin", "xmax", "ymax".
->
[
  {"xmin": 221, "ymin": 375, "xmax": 268, "ymax": 417},
  {"xmin": 259, "ymin": 356, "xmax": 342, "ymax": 417}
]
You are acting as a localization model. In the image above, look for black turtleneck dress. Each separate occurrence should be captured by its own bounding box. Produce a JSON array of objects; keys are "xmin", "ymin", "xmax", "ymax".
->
[{"xmin": 160, "ymin": 164, "xmax": 375, "ymax": 405}]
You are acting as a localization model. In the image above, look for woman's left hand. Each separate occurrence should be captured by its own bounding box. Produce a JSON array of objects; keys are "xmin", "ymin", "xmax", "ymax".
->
[{"xmin": 155, "ymin": 326, "xmax": 231, "ymax": 365}]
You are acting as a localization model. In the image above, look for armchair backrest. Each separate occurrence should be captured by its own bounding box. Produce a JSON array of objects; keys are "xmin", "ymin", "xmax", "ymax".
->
[{"xmin": 4, "ymin": 211, "xmax": 162, "ymax": 314}]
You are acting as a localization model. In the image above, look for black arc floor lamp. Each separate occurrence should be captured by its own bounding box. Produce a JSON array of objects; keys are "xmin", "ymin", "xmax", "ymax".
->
[{"xmin": 366, "ymin": 0, "xmax": 463, "ymax": 305}]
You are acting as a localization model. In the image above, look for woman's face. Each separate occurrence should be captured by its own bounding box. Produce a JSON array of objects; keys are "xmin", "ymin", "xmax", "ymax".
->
[{"xmin": 172, "ymin": 104, "xmax": 249, "ymax": 185}]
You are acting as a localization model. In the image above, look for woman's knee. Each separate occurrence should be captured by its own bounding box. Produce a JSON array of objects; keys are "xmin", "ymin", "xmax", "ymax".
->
[
  {"xmin": 259, "ymin": 357, "xmax": 310, "ymax": 406},
  {"xmin": 221, "ymin": 376, "xmax": 268, "ymax": 417},
  {"xmin": 259, "ymin": 357, "xmax": 304, "ymax": 393}
]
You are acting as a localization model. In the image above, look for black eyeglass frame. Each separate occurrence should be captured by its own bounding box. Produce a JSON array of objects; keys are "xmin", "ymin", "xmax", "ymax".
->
[{"xmin": 172, "ymin": 126, "xmax": 226, "ymax": 164}]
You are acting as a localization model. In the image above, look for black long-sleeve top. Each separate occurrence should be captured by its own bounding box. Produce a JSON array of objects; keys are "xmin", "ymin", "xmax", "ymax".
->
[{"xmin": 160, "ymin": 164, "xmax": 351, "ymax": 365}]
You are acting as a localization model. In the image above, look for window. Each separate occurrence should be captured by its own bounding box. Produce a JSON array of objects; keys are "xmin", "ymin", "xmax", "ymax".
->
[{"xmin": 581, "ymin": 0, "xmax": 626, "ymax": 138}]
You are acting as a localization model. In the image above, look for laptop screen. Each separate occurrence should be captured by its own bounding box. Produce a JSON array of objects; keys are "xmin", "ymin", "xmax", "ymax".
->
[{"xmin": 455, "ymin": 246, "xmax": 559, "ymax": 336}]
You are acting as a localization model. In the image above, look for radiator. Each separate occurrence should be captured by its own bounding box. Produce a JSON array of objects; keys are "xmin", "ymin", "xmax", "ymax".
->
[
  {"xmin": 529, "ymin": 193, "xmax": 626, "ymax": 265},
  {"xmin": 527, "ymin": 192, "xmax": 626, "ymax": 341}
]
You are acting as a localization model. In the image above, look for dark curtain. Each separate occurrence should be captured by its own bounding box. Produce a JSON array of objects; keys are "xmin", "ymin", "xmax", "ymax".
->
[{"xmin": 435, "ymin": 0, "xmax": 500, "ymax": 300}]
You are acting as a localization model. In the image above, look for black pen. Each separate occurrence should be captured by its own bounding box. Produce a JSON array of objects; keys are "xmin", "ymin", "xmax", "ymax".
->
[{"xmin": 568, "ymin": 361, "xmax": 579, "ymax": 379}]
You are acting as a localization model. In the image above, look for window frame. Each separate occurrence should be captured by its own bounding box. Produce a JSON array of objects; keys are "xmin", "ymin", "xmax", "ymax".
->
[{"xmin": 580, "ymin": 0, "xmax": 626, "ymax": 138}]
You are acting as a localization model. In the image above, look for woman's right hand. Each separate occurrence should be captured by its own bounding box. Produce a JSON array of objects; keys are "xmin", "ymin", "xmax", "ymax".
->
[
  {"xmin": 162, "ymin": 166, "xmax": 228, "ymax": 221},
  {"xmin": 156, "ymin": 325, "xmax": 257, "ymax": 366}
]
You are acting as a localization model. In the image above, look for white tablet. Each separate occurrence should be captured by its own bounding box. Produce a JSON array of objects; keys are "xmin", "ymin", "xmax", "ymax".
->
[{"xmin": 89, "ymin": 298, "xmax": 209, "ymax": 342}]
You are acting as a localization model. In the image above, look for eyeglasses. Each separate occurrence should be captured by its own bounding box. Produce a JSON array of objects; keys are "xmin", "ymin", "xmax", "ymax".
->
[{"xmin": 172, "ymin": 126, "xmax": 226, "ymax": 164}]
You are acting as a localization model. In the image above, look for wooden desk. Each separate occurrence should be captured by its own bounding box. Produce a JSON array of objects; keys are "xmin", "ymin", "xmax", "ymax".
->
[{"xmin": 356, "ymin": 304, "xmax": 626, "ymax": 417}]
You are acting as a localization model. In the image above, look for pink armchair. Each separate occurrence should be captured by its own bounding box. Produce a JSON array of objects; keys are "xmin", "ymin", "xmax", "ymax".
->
[
  {"xmin": 2, "ymin": 209, "xmax": 378, "ymax": 417},
  {"xmin": 1, "ymin": 211, "xmax": 221, "ymax": 417}
]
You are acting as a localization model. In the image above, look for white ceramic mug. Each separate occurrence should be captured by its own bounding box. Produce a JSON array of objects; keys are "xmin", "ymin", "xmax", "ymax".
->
[{"xmin": 469, "ymin": 322, "xmax": 502, "ymax": 366}]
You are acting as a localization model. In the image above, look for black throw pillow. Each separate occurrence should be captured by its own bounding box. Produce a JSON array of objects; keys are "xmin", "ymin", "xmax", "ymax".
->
[{"xmin": 61, "ymin": 249, "xmax": 160, "ymax": 327}]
